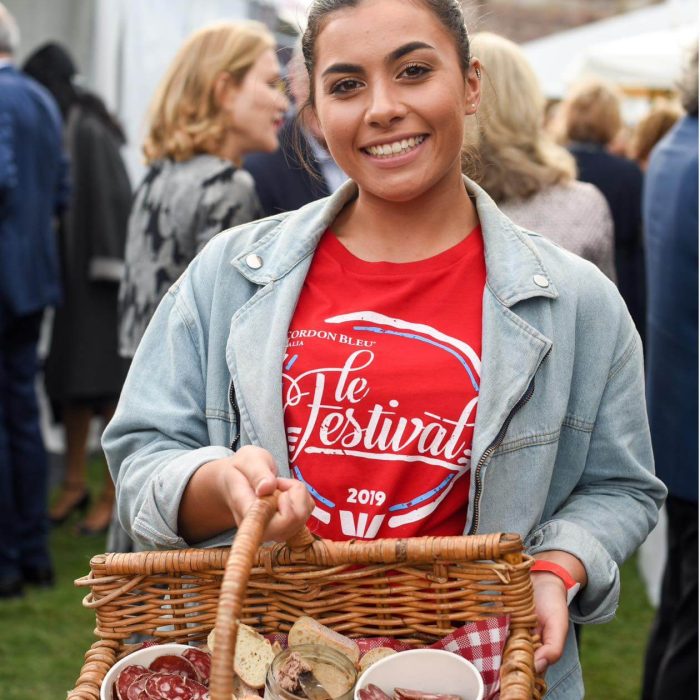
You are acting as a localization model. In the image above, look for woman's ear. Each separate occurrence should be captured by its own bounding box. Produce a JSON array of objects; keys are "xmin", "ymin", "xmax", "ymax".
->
[
  {"xmin": 213, "ymin": 71, "xmax": 239, "ymax": 111},
  {"xmin": 464, "ymin": 58, "xmax": 482, "ymax": 116}
]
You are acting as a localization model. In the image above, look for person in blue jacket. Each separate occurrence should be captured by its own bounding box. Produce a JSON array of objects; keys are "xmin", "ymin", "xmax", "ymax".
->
[
  {"xmin": 0, "ymin": 3, "xmax": 69, "ymax": 598},
  {"xmin": 641, "ymin": 46, "xmax": 698, "ymax": 700}
]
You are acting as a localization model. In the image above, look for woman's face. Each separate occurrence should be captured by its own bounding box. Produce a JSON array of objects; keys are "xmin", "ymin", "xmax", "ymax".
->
[
  {"xmin": 311, "ymin": 0, "xmax": 479, "ymax": 203},
  {"xmin": 224, "ymin": 48, "xmax": 289, "ymax": 156}
]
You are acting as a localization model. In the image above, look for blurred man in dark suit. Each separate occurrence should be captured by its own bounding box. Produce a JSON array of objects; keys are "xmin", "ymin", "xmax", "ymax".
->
[
  {"xmin": 641, "ymin": 46, "xmax": 698, "ymax": 700},
  {"xmin": 0, "ymin": 2, "xmax": 68, "ymax": 597},
  {"xmin": 245, "ymin": 46, "xmax": 346, "ymax": 216}
]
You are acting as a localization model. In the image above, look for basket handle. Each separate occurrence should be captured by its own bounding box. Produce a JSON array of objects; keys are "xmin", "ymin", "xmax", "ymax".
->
[{"xmin": 209, "ymin": 492, "xmax": 311, "ymax": 700}]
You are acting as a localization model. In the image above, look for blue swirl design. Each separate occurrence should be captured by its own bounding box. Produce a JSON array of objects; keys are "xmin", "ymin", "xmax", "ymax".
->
[
  {"xmin": 353, "ymin": 326, "xmax": 480, "ymax": 393},
  {"xmin": 293, "ymin": 465, "xmax": 336, "ymax": 508}
]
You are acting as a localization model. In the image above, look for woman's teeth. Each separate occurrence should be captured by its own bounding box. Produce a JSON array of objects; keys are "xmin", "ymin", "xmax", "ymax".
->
[{"xmin": 365, "ymin": 135, "xmax": 425, "ymax": 157}]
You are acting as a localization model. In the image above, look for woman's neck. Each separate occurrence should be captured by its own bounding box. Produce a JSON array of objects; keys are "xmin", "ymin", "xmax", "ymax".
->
[
  {"xmin": 333, "ymin": 170, "xmax": 479, "ymax": 263},
  {"xmin": 214, "ymin": 132, "xmax": 243, "ymax": 167}
]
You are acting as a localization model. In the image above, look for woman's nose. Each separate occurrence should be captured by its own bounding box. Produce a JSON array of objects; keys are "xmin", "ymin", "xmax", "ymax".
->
[{"xmin": 364, "ymin": 81, "xmax": 407, "ymax": 128}]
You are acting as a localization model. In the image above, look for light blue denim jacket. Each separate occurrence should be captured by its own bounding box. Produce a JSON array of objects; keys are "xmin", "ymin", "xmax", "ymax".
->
[{"xmin": 103, "ymin": 178, "xmax": 665, "ymax": 699}]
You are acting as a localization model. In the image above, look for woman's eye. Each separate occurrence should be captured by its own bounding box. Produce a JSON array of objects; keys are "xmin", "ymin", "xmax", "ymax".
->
[
  {"xmin": 330, "ymin": 78, "xmax": 363, "ymax": 95},
  {"xmin": 400, "ymin": 63, "xmax": 430, "ymax": 79}
]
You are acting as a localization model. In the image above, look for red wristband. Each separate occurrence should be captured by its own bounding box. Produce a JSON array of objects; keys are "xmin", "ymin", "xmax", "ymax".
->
[{"xmin": 531, "ymin": 560, "xmax": 581, "ymax": 605}]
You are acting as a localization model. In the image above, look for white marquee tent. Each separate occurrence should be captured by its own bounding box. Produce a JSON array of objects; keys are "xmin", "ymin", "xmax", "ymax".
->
[{"xmin": 522, "ymin": 0, "xmax": 698, "ymax": 98}]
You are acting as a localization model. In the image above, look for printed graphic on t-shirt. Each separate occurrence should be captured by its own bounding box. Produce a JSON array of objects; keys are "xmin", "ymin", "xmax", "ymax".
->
[{"xmin": 283, "ymin": 310, "xmax": 481, "ymax": 540}]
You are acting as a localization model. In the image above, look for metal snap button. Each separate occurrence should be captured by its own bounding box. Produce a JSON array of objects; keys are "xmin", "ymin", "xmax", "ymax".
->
[
  {"xmin": 245, "ymin": 254, "xmax": 263, "ymax": 270},
  {"xmin": 533, "ymin": 274, "xmax": 549, "ymax": 288}
]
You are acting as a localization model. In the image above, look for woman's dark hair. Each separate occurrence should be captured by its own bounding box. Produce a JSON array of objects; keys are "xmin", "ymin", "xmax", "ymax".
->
[
  {"xmin": 301, "ymin": 0, "xmax": 471, "ymax": 107},
  {"xmin": 23, "ymin": 42, "xmax": 126, "ymax": 143}
]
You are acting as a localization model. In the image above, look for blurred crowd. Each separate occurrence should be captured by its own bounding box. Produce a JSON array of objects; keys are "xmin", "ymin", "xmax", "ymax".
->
[{"xmin": 0, "ymin": 1, "xmax": 696, "ymax": 697}]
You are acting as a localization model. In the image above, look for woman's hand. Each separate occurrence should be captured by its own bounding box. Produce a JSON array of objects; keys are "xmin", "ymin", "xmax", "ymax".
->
[
  {"xmin": 532, "ymin": 571, "xmax": 569, "ymax": 674},
  {"xmin": 178, "ymin": 445, "xmax": 314, "ymax": 544},
  {"xmin": 220, "ymin": 445, "xmax": 314, "ymax": 541},
  {"xmin": 531, "ymin": 551, "xmax": 587, "ymax": 674}
]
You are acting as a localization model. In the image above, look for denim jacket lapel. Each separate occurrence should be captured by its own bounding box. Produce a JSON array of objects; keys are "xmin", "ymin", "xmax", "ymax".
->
[
  {"xmin": 465, "ymin": 180, "xmax": 556, "ymax": 533},
  {"xmin": 226, "ymin": 261, "xmax": 312, "ymax": 476},
  {"xmin": 225, "ymin": 182, "xmax": 357, "ymax": 475}
]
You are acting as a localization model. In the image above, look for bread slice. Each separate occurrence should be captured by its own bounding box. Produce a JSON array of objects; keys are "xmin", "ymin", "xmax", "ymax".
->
[
  {"xmin": 233, "ymin": 623, "xmax": 275, "ymax": 688},
  {"xmin": 207, "ymin": 624, "xmax": 275, "ymax": 689},
  {"xmin": 287, "ymin": 616, "xmax": 360, "ymax": 665},
  {"xmin": 359, "ymin": 646, "xmax": 397, "ymax": 672}
]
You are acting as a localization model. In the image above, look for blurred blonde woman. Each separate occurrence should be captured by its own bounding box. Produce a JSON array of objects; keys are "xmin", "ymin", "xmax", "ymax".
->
[
  {"xmin": 470, "ymin": 32, "xmax": 616, "ymax": 280},
  {"xmin": 119, "ymin": 21, "xmax": 289, "ymax": 358}
]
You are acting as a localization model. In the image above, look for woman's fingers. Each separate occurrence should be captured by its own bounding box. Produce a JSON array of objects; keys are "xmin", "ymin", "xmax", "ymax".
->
[
  {"xmin": 232, "ymin": 445, "xmax": 279, "ymax": 495},
  {"xmin": 225, "ymin": 447, "xmax": 313, "ymax": 540},
  {"xmin": 265, "ymin": 477, "xmax": 314, "ymax": 541},
  {"xmin": 534, "ymin": 621, "xmax": 568, "ymax": 674}
]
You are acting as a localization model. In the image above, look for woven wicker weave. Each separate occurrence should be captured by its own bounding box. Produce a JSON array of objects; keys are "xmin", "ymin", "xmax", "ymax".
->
[{"xmin": 67, "ymin": 494, "xmax": 545, "ymax": 700}]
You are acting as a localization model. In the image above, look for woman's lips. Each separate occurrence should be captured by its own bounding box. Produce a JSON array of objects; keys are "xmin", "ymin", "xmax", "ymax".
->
[{"xmin": 361, "ymin": 134, "xmax": 429, "ymax": 168}]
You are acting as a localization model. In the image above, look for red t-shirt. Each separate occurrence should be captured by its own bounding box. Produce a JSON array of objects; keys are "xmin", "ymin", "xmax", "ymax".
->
[{"xmin": 283, "ymin": 227, "xmax": 486, "ymax": 540}]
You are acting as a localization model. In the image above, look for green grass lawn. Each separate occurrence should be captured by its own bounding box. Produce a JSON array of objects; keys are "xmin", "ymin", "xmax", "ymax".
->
[
  {"xmin": 580, "ymin": 556, "xmax": 655, "ymax": 699},
  {"xmin": 0, "ymin": 496, "xmax": 655, "ymax": 699}
]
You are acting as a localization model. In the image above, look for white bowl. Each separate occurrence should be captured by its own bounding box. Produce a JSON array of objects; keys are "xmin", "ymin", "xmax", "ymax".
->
[
  {"xmin": 100, "ymin": 643, "xmax": 193, "ymax": 700},
  {"xmin": 354, "ymin": 648, "xmax": 484, "ymax": 700}
]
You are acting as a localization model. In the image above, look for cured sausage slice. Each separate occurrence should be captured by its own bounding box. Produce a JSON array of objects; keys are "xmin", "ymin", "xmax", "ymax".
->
[
  {"xmin": 183, "ymin": 678, "xmax": 209, "ymax": 700},
  {"xmin": 114, "ymin": 665, "xmax": 150, "ymax": 700},
  {"xmin": 182, "ymin": 648, "xmax": 211, "ymax": 686},
  {"xmin": 125, "ymin": 673, "xmax": 153, "ymax": 700},
  {"xmin": 145, "ymin": 672, "xmax": 209, "ymax": 699},
  {"xmin": 358, "ymin": 685, "xmax": 392, "ymax": 700},
  {"xmin": 148, "ymin": 654, "xmax": 199, "ymax": 682}
]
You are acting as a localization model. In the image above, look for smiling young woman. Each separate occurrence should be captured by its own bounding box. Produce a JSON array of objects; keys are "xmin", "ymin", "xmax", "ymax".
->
[{"xmin": 103, "ymin": 3, "xmax": 665, "ymax": 698}]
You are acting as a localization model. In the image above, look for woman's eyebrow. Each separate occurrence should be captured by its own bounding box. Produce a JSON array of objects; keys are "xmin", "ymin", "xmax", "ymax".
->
[
  {"xmin": 320, "ymin": 41, "xmax": 436, "ymax": 79},
  {"xmin": 322, "ymin": 62, "xmax": 364, "ymax": 78},
  {"xmin": 387, "ymin": 41, "xmax": 435, "ymax": 63}
]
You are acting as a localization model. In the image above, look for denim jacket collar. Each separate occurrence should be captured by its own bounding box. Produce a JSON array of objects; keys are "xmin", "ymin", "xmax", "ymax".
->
[{"xmin": 231, "ymin": 177, "xmax": 559, "ymax": 306}]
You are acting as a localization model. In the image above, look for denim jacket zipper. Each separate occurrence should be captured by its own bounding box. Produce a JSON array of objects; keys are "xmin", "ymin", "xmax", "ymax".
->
[
  {"xmin": 468, "ymin": 348, "xmax": 551, "ymax": 535},
  {"xmin": 228, "ymin": 380, "xmax": 241, "ymax": 450}
]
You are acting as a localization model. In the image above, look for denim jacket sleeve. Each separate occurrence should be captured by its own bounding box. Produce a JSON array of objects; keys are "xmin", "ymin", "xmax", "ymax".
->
[
  {"xmin": 525, "ymin": 307, "xmax": 666, "ymax": 624},
  {"xmin": 103, "ymin": 270, "xmax": 235, "ymax": 550}
]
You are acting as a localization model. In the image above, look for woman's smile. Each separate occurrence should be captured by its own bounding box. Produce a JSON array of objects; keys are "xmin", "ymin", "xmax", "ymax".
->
[{"xmin": 361, "ymin": 134, "xmax": 428, "ymax": 167}]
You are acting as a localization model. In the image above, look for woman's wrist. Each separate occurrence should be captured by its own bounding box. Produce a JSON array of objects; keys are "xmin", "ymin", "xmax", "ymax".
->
[
  {"xmin": 531, "ymin": 550, "xmax": 586, "ymax": 607},
  {"xmin": 531, "ymin": 560, "xmax": 581, "ymax": 604}
]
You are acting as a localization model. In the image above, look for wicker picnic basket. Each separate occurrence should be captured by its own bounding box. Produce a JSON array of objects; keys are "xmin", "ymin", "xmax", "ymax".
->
[{"xmin": 67, "ymin": 493, "xmax": 545, "ymax": 700}]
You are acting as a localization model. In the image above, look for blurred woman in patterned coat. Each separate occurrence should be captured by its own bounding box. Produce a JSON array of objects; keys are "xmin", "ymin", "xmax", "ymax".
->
[{"xmin": 118, "ymin": 21, "xmax": 289, "ymax": 358}]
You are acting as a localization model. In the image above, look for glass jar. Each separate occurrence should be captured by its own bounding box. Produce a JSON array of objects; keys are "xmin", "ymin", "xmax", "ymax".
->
[{"xmin": 264, "ymin": 643, "xmax": 357, "ymax": 700}]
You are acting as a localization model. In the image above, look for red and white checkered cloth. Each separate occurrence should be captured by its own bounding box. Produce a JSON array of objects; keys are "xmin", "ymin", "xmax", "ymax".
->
[{"xmin": 268, "ymin": 615, "xmax": 509, "ymax": 700}]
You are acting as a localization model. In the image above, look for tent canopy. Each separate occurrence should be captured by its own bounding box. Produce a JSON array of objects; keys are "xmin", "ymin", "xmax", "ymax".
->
[
  {"xmin": 521, "ymin": 0, "xmax": 698, "ymax": 98},
  {"xmin": 570, "ymin": 24, "xmax": 697, "ymax": 93}
]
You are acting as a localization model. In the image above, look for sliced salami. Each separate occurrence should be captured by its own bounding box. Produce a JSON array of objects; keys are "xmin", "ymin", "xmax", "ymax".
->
[
  {"xmin": 145, "ymin": 672, "xmax": 209, "ymax": 699},
  {"xmin": 182, "ymin": 648, "xmax": 211, "ymax": 686},
  {"xmin": 183, "ymin": 678, "xmax": 209, "ymax": 700},
  {"xmin": 126, "ymin": 673, "xmax": 153, "ymax": 700},
  {"xmin": 148, "ymin": 654, "xmax": 199, "ymax": 682},
  {"xmin": 114, "ymin": 665, "xmax": 150, "ymax": 700}
]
